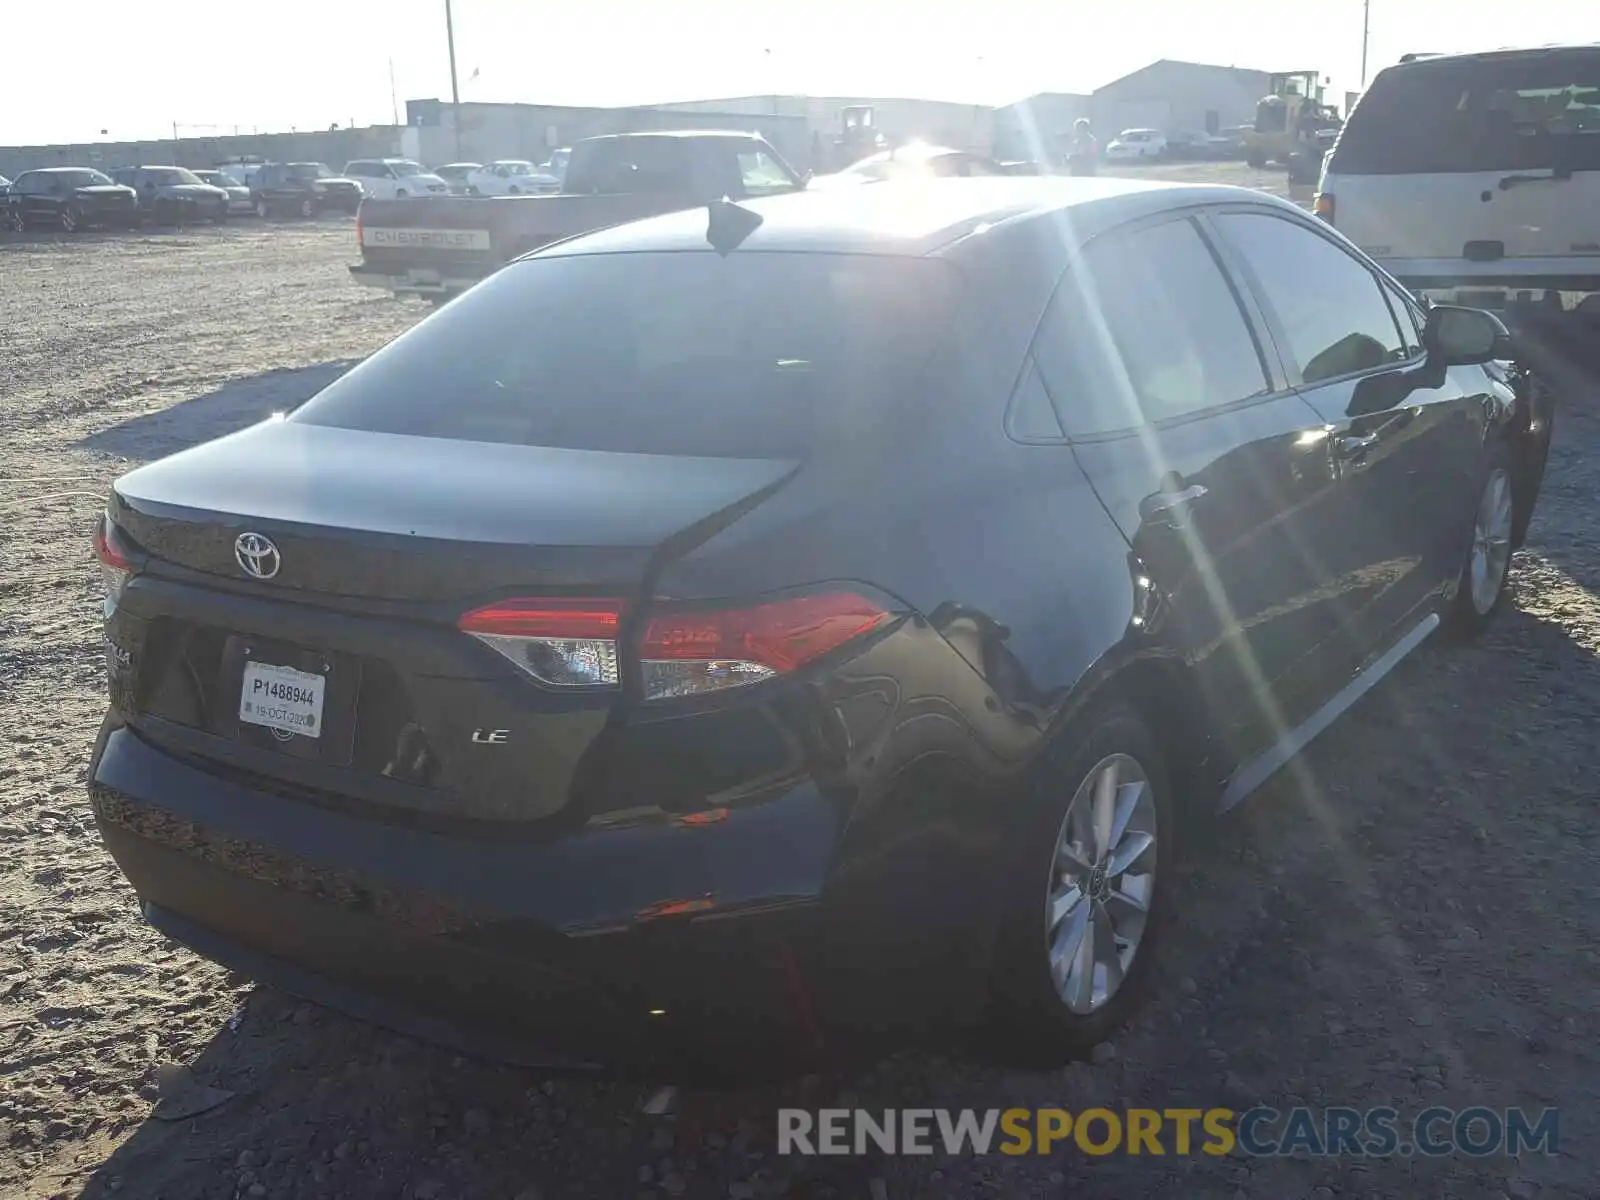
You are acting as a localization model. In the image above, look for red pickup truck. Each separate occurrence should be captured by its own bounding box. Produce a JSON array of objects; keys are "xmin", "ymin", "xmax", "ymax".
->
[{"xmin": 349, "ymin": 130, "xmax": 806, "ymax": 302}]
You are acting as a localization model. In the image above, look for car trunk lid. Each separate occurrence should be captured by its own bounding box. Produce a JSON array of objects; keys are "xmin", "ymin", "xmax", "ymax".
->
[{"xmin": 105, "ymin": 419, "xmax": 798, "ymax": 823}]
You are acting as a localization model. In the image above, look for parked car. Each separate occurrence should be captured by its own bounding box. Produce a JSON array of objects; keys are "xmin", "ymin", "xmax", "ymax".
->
[
  {"xmin": 248, "ymin": 162, "xmax": 324, "ymax": 218},
  {"xmin": 192, "ymin": 170, "xmax": 256, "ymax": 216},
  {"xmin": 287, "ymin": 163, "xmax": 363, "ymax": 213},
  {"xmin": 110, "ymin": 166, "xmax": 230, "ymax": 224},
  {"xmin": 466, "ymin": 160, "xmax": 562, "ymax": 196},
  {"xmin": 1316, "ymin": 43, "xmax": 1600, "ymax": 360},
  {"xmin": 246, "ymin": 162, "xmax": 359, "ymax": 218},
  {"xmin": 342, "ymin": 158, "xmax": 449, "ymax": 200},
  {"xmin": 216, "ymin": 164, "xmax": 260, "ymax": 189},
  {"xmin": 90, "ymin": 177, "xmax": 1552, "ymax": 1070},
  {"xmin": 350, "ymin": 130, "xmax": 806, "ymax": 302},
  {"xmin": 809, "ymin": 143, "xmax": 1008, "ymax": 187},
  {"xmin": 1104, "ymin": 129, "xmax": 1168, "ymax": 161},
  {"xmin": 433, "ymin": 163, "xmax": 482, "ymax": 195},
  {"xmin": 2, "ymin": 167, "xmax": 138, "ymax": 232}
]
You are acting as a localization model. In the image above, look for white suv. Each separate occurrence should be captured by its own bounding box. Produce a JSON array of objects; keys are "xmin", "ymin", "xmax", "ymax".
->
[
  {"xmin": 342, "ymin": 159, "xmax": 449, "ymax": 199},
  {"xmin": 1317, "ymin": 45, "xmax": 1600, "ymax": 347}
]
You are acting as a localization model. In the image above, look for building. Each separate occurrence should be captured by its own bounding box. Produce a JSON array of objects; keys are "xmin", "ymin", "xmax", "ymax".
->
[
  {"xmin": 992, "ymin": 92, "xmax": 1091, "ymax": 162},
  {"xmin": 1090, "ymin": 59, "xmax": 1272, "ymax": 140},
  {"xmin": 647, "ymin": 95, "xmax": 995, "ymax": 167}
]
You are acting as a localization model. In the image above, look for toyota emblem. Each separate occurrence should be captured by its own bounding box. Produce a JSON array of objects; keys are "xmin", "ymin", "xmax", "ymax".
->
[{"xmin": 234, "ymin": 532, "xmax": 281, "ymax": 580}]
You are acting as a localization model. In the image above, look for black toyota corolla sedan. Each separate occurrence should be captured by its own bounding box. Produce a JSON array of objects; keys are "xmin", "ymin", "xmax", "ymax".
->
[{"xmin": 88, "ymin": 178, "xmax": 1553, "ymax": 1071}]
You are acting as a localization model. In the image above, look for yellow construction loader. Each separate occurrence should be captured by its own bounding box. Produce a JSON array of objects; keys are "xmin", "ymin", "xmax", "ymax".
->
[{"xmin": 1244, "ymin": 71, "xmax": 1342, "ymax": 168}]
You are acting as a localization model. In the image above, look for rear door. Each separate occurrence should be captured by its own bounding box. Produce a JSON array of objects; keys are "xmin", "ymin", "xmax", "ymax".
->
[
  {"xmin": 1210, "ymin": 207, "xmax": 1485, "ymax": 659},
  {"xmin": 1325, "ymin": 48, "xmax": 1600, "ymax": 286},
  {"xmin": 1033, "ymin": 211, "xmax": 1347, "ymax": 755}
]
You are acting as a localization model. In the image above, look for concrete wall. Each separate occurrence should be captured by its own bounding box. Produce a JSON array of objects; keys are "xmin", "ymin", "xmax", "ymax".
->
[
  {"xmin": 1091, "ymin": 61, "xmax": 1270, "ymax": 139},
  {"xmin": 0, "ymin": 127, "xmax": 406, "ymax": 179},
  {"xmin": 406, "ymin": 101, "xmax": 809, "ymax": 171},
  {"xmin": 993, "ymin": 93, "xmax": 1092, "ymax": 162}
]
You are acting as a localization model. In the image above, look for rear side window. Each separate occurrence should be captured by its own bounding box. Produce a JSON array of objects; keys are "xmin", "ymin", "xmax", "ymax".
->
[
  {"xmin": 292, "ymin": 252, "xmax": 959, "ymax": 459},
  {"xmin": 1033, "ymin": 217, "xmax": 1270, "ymax": 434},
  {"xmin": 1333, "ymin": 49, "xmax": 1600, "ymax": 174},
  {"xmin": 1215, "ymin": 212, "xmax": 1407, "ymax": 383}
]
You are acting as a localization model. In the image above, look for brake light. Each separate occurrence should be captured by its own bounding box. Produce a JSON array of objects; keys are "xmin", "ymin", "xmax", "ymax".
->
[
  {"xmin": 457, "ymin": 591, "xmax": 894, "ymax": 698},
  {"xmin": 354, "ymin": 204, "xmax": 363, "ymax": 245},
  {"xmin": 93, "ymin": 512, "xmax": 134, "ymax": 613},
  {"xmin": 1313, "ymin": 192, "xmax": 1335, "ymax": 224},
  {"xmin": 458, "ymin": 598, "xmax": 625, "ymax": 687},
  {"xmin": 639, "ymin": 592, "xmax": 892, "ymax": 700}
]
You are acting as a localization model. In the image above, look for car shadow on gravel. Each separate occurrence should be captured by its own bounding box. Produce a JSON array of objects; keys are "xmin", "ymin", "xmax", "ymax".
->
[{"xmin": 78, "ymin": 362, "xmax": 356, "ymax": 462}]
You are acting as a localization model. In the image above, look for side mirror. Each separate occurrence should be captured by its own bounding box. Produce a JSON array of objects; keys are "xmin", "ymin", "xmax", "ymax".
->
[{"xmin": 1422, "ymin": 304, "xmax": 1509, "ymax": 366}]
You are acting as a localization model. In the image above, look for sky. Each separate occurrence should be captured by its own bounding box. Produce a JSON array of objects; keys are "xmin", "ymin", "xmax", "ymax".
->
[{"xmin": 2, "ymin": 0, "xmax": 1595, "ymax": 146}]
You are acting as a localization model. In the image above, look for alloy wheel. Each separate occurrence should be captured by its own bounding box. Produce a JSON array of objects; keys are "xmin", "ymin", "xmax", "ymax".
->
[
  {"xmin": 255, "ymin": 198, "xmax": 269, "ymax": 218},
  {"xmin": 1045, "ymin": 753, "xmax": 1157, "ymax": 1015},
  {"xmin": 1469, "ymin": 467, "xmax": 1514, "ymax": 615},
  {"xmin": 299, "ymin": 197, "xmax": 315, "ymax": 218},
  {"xmin": 60, "ymin": 206, "xmax": 78, "ymax": 232}
]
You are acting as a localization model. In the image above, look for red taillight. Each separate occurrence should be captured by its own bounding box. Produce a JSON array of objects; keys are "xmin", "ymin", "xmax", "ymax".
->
[
  {"xmin": 94, "ymin": 512, "xmax": 134, "ymax": 612},
  {"xmin": 458, "ymin": 598, "xmax": 624, "ymax": 640},
  {"xmin": 93, "ymin": 514, "xmax": 134, "ymax": 572},
  {"xmin": 639, "ymin": 591, "xmax": 892, "ymax": 700},
  {"xmin": 456, "ymin": 591, "xmax": 893, "ymax": 698},
  {"xmin": 458, "ymin": 598, "xmax": 625, "ymax": 688},
  {"xmin": 1313, "ymin": 192, "xmax": 1334, "ymax": 224}
]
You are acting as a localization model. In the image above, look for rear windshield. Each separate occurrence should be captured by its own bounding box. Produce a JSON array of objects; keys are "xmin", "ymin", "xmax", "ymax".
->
[
  {"xmin": 1333, "ymin": 49, "xmax": 1600, "ymax": 174},
  {"xmin": 292, "ymin": 251, "xmax": 958, "ymax": 458}
]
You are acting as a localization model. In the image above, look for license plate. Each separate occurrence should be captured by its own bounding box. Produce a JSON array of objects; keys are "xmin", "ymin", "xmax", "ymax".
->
[
  {"xmin": 407, "ymin": 268, "xmax": 442, "ymax": 285},
  {"xmin": 239, "ymin": 661, "xmax": 325, "ymax": 739}
]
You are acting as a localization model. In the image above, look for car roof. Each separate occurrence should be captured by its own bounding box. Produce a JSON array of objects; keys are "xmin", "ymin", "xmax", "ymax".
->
[
  {"xmin": 29, "ymin": 166, "xmax": 102, "ymax": 174},
  {"xmin": 538, "ymin": 177, "xmax": 1299, "ymax": 260},
  {"xmin": 1390, "ymin": 42, "xmax": 1599, "ymax": 70}
]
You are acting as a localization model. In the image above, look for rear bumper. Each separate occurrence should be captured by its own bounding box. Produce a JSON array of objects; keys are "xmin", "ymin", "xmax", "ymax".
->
[
  {"xmin": 348, "ymin": 262, "xmax": 485, "ymax": 297},
  {"xmin": 88, "ymin": 719, "xmax": 984, "ymax": 1068}
]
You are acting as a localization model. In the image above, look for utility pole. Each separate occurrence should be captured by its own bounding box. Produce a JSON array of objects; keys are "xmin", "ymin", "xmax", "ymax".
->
[
  {"xmin": 389, "ymin": 57, "xmax": 401, "ymax": 127},
  {"xmin": 1360, "ymin": 0, "xmax": 1371, "ymax": 88},
  {"xmin": 445, "ymin": 0, "xmax": 463, "ymax": 159}
]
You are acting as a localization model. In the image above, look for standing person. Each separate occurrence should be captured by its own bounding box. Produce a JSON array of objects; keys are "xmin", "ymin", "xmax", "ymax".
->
[{"xmin": 1067, "ymin": 118, "xmax": 1099, "ymax": 176}]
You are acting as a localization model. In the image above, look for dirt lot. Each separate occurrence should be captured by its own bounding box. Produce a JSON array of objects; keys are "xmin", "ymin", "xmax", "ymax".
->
[{"xmin": 2, "ymin": 165, "xmax": 1598, "ymax": 1200}]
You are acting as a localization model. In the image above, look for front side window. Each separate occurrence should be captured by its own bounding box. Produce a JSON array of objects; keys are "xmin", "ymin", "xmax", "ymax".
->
[
  {"xmin": 1215, "ymin": 212, "xmax": 1408, "ymax": 384},
  {"xmin": 292, "ymin": 252, "xmax": 959, "ymax": 459},
  {"xmin": 1034, "ymin": 217, "xmax": 1270, "ymax": 434}
]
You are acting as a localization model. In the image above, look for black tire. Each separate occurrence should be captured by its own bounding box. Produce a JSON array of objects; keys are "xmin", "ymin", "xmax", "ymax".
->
[
  {"xmin": 1443, "ymin": 443, "xmax": 1516, "ymax": 640},
  {"xmin": 985, "ymin": 703, "xmax": 1173, "ymax": 1066},
  {"xmin": 4, "ymin": 208, "xmax": 23, "ymax": 233},
  {"xmin": 396, "ymin": 189, "xmax": 408, "ymax": 199},
  {"xmin": 1245, "ymin": 150, "xmax": 1265, "ymax": 169}
]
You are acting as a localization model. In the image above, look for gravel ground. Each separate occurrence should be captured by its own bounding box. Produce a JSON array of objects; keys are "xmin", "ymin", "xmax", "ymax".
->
[{"xmin": 2, "ymin": 166, "xmax": 1598, "ymax": 1200}]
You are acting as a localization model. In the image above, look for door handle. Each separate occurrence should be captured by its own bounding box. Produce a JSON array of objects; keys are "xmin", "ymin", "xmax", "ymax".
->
[
  {"xmin": 1335, "ymin": 432, "xmax": 1378, "ymax": 458},
  {"xmin": 1138, "ymin": 483, "xmax": 1208, "ymax": 523}
]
